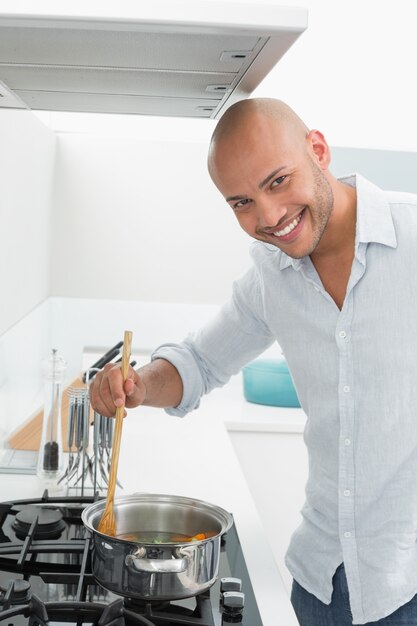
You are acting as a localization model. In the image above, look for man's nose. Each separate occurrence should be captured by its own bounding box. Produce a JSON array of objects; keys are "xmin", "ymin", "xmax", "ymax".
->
[{"xmin": 256, "ymin": 198, "xmax": 287, "ymax": 229}]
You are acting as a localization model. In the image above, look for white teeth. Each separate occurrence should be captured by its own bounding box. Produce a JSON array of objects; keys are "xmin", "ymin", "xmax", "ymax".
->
[{"xmin": 273, "ymin": 213, "xmax": 302, "ymax": 237}]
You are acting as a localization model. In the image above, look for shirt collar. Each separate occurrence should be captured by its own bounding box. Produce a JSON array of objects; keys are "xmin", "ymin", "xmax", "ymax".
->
[
  {"xmin": 342, "ymin": 173, "xmax": 397, "ymax": 249},
  {"xmin": 278, "ymin": 173, "xmax": 397, "ymax": 271}
]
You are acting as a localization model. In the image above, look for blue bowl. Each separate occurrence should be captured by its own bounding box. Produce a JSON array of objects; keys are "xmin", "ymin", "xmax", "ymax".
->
[{"xmin": 242, "ymin": 358, "xmax": 300, "ymax": 408}]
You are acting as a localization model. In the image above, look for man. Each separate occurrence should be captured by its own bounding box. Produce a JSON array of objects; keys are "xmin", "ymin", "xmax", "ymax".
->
[{"xmin": 90, "ymin": 98, "xmax": 417, "ymax": 625}]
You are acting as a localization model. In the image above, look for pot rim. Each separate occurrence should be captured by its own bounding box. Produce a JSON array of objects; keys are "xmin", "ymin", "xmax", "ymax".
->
[{"xmin": 81, "ymin": 492, "xmax": 233, "ymax": 545}]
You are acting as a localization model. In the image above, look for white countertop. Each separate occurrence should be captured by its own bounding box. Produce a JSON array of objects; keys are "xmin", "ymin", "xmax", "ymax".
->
[{"xmin": 0, "ymin": 398, "xmax": 300, "ymax": 625}]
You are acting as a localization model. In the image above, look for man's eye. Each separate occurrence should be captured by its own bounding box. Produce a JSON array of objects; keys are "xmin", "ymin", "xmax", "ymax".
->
[
  {"xmin": 271, "ymin": 175, "xmax": 286, "ymax": 188},
  {"xmin": 233, "ymin": 198, "xmax": 251, "ymax": 210}
]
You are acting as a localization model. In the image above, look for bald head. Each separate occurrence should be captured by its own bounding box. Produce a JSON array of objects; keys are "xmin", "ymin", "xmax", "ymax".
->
[
  {"xmin": 205, "ymin": 98, "xmax": 338, "ymax": 259},
  {"xmin": 208, "ymin": 98, "xmax": 309, "ymax": 179}
]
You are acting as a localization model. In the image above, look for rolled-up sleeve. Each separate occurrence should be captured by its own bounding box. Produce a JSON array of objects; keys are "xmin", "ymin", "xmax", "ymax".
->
[{"xmin": 151, "ymin": 266, "xmax": 275, "ymax": 416}]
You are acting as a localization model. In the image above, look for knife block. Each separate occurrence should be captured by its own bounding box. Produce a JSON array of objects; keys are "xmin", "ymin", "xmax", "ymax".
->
[{"xmin": 7, "ymin": 377, "xmax": 89, "ymax": 452}]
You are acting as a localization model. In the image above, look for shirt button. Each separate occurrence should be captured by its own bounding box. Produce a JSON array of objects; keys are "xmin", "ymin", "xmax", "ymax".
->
[
  {"xmin": 339, "ymin": 331, "xmax": 347, "ymax": 338},
  {"xmin": 343, "ymin": 385, "xmax": 350, "ymax": 393},
  {"xmin": 344, "ymin": 489, "xmax": 351, "ymax": 496},
  {"xmin": 344, "ymin": 438, "xmax": 351, "ymax": 446},
  {"xmin": 344, "ymin": 531, "xmax": 352, "ymax": 538}
]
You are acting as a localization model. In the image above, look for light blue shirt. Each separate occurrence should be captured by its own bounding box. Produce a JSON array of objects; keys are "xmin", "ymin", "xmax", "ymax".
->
[{"xmin": 152, "ymin": 174, "xmax": 417, "ymax": 624}]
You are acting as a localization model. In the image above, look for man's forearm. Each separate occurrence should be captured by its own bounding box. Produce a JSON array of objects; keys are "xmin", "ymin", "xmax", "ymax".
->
[{"xmin": 138, "ymin": 358, "xmax": 183, "ymax": 408}]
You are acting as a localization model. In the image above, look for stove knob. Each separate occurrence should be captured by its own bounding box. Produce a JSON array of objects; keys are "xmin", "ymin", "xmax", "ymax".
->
[
  {"xmin": 220, "ymin": 577, "xmax": 242, "ymax": 592},
  {"xmin": 222, "ymin": 591, "xmax": 245, "ymax": 611}
]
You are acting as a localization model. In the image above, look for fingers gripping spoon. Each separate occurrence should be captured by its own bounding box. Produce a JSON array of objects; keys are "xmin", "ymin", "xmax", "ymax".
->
[{"xmin": 97, "ymin": 330, "xmax": 133, "ymax": 536}]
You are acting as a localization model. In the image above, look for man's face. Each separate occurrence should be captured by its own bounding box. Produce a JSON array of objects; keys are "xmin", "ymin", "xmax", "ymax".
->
[{"xmin": 209, "ymin": 115, "xmax": 334, "ymax": 259}]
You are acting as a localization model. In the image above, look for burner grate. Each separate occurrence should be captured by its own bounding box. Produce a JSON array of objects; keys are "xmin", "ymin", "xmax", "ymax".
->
[
  {"xmin": 124, "ymin": 592, "xmax": 214, "ymax": 625},
  {"xmin": 0, "ymin": 597, "xmax": 156, "ymax": 626}
]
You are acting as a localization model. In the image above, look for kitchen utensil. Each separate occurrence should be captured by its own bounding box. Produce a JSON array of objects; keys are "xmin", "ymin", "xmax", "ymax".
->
[
  {"xmin": 89, "ymin": 411, "xmax": 123, "ymax": 493},
  {"xmin": 57, "ymin": 395, "xmax": 77, "ymax": 483},
  {"xmin": 242, "ymin": 357, "xmax": 301, "ymax": 407},
  {"xmin": 81, "ymin": 493, "xmax": 233, "ymax": 601},
  {"xmin": 82, "ymin": 341, "xmax": 123, "ymax": 383},
  {"xmin": 97, "ymin": 330, "xmax": 132, "ymax": 536},
  {"xmin": 59, "ymin": 386, "xmax": 92, "ymax": 492}
]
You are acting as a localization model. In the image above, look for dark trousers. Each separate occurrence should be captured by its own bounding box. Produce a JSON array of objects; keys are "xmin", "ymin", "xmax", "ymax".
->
[{"xmin": 291, "ymin": 564, "xmax": 417, "ymax": 625}]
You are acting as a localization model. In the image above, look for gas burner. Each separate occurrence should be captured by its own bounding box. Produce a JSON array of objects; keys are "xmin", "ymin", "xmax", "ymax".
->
[
  {"xmin": 0, "ymin": 598, "xmax": 156, "ymax": 626},
  {"xmin": 12, "ymin": 506, "xmax": 66, "ymax": 540},
  {"xmin": 0, "ymin": 580, "xmax": 31, "ymax": 606},
  {"xmin": 123, "ymin": 592, "xmax": 215, "ymax": 626}
]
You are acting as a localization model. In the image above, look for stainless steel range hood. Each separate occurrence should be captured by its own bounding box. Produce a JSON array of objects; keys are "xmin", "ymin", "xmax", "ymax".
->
[{"xmin": 0, "ymin": 1, "xmax": 307, "ymax": 118}]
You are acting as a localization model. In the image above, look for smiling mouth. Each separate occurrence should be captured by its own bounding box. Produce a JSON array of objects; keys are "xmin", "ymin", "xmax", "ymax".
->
[{"xmin": 262, "ymin": 208, "xmax": 305, "ymax": 242}]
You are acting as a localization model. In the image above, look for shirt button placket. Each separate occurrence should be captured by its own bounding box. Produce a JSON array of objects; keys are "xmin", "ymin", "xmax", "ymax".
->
[{"xmin": 336, "ymin": 304, "xmax": 355, "ymax": 552}]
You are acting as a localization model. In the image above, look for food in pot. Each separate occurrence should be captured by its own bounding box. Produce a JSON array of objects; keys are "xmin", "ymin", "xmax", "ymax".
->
[
  {"xmin": 116, "ymin": 530, "xmax": 217, "ymax": 543},
  {"xmin": 116, "ymin": 530, "xmax": 216, "ymax": 543}
]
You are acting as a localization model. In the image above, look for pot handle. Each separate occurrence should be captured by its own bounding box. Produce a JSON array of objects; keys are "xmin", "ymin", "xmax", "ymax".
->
[{"xmin": 125, "ymin": 553, "xmax": 188, "ymax": 574}]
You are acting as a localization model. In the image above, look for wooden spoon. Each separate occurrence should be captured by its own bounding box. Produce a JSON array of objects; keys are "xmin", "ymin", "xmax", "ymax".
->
[{"xmin": 97, "ymin": 330, "xmax": 133, "ymax": 537}]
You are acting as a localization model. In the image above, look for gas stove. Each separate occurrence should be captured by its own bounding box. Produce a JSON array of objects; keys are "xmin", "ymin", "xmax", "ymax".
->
[{"xmin": 0, "ymin": 492, "xmax": 263, "ymax": 626}]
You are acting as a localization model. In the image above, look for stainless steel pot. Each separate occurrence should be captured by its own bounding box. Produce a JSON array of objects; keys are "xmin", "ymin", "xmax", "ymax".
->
[{"xmin": 81, "ymin": 493, "xmax": 233, "ymax": 601}]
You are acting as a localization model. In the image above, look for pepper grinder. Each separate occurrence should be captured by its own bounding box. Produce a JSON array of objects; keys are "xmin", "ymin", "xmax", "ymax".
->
[{"xmin": 36, "ymin": 349, "xmax": 67, "ymax": 482}]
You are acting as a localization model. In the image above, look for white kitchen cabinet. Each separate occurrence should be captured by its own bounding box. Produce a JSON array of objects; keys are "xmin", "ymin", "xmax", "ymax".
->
[
  {"xmin": 225, "ymin": 405, "xmax": 308, "ymax": 594},
  {"xmin": 200, "ymin": 372, "xmax": 309, "ymax": 593}
]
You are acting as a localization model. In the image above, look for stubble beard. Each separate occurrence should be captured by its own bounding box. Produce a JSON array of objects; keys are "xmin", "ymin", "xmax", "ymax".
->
[
  {"xmin": 267, "ymin": 159, "xmax": 334, "ymax": 260},
  {"xmin": 296, "ymin": 159, "xmax": 334, "ymax": 259}
]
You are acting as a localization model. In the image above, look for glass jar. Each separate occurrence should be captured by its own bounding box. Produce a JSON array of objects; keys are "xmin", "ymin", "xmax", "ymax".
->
[{"xmin": 36, "ymin": 349, "xmax": 67, "ymax": 482}]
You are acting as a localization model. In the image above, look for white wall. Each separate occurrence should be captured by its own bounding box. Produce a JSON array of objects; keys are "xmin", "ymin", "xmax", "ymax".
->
[
  {"xmin": 0, "ymin": 108, "xmax": 55, "ymax": 442},
  {"xmin": 0, "ymin": 108, "xmax": 56, "ymax": 335},
  {"xmin": 247, "ymin": 0, "xmax": 417, "ymax": 153},
  {"xmin": 50, "ymin": 133, "xmax": 251, "ymax": 303},
  {"xmin": 49, "ymin": 297, "xmax": 221, "ymax": 381},
  {"xmin": 0, "ymin": 300, "xmax": 51, "ymax": 442}
]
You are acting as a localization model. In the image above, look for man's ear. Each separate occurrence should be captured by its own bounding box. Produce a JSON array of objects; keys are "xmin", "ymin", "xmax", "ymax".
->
[{"xmin": 306, "ymin": 129, "xmax": 331, "ymax": 170}]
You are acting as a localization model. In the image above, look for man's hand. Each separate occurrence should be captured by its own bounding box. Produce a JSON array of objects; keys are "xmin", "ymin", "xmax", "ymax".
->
[{"xmin": 89, "ymin": 362, "xmax": 146, "ymax": 417}]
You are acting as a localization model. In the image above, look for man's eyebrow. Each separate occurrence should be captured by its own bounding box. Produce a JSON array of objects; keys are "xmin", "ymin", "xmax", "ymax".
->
[
  {"xmin": 226, "ymin": 194, "xmax": 246, "ymax": 202},
  {"xmin": 258, "ymin": 166, "xmax": 286, "ymax": 189},
  {"xmin": 225, "ymin": 166, "xmax": 287, "ymax": 202}
]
